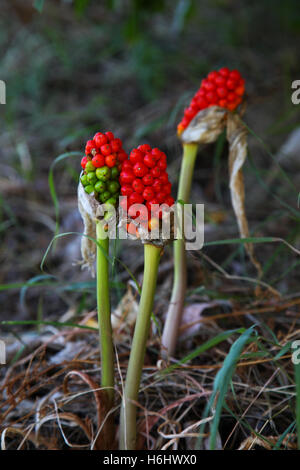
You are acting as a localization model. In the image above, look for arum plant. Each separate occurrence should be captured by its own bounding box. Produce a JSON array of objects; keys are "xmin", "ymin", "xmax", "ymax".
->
[
  {"xmin": 162, "ymin": 67, "xmax": 257, "ymax": 359},
  {"xmin": 117, "ymin": 144, "xmax": 174, "ymax": 450},
  {"xmin": 78, "ymin": 131, "xmax": 128, "ymax": 448}
]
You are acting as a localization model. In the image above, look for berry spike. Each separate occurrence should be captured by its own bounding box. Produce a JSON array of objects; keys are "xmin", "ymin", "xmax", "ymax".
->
[
  {"xmin": 177, "ymin": 67, "xmax": 245, "ymax": 135},
  {"xmin": 80, "ymin": 131, "xmax": 127, "ymax": 211}
]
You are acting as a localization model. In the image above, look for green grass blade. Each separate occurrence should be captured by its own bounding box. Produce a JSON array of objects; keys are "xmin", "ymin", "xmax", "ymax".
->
[
  {"xmin": 273, "ymin": 421, "xmax": 295, "ymax": 450},
  {"xmin": 161, "ymin": 328, "xmax": 246, "ymax": 376},
  {"xmin": 20, "ymin": 274, "xmax": 56, "ymax": 311},
  {"xmin": 197, "ymin": 325, "xmax": 256, "ymax": 450},
  {"xmin": 1, "ymin": 320, "xmax": 97, "ymax": 331},
  {"xmin": 295, "ymin": 359, "xmax": 300, "ymax": 449}
]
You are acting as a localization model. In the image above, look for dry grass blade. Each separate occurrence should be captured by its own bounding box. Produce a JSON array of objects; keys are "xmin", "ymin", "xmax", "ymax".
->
[{"xmin": 63, "ymin": 370, "xmax": 116, "ymax": 449}]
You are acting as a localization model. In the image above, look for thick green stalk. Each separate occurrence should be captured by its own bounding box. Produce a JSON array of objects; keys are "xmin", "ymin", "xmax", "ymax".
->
[
  {"xmin": 119, "ymin": 244, "xmax": 162, "ymax": 450},
  {"xmin": 96, "ymin": 220, "xmax": 114, "ymax": 406},
  {"xmin": 162, "ymin": 143, "xmax": 198, "ymax": 358}
]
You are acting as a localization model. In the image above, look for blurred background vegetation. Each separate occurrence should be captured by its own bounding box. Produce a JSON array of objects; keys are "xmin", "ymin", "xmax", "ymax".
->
[{"xmin": 1, "ymin": 0, "xmax": 300, "ymax": 322}]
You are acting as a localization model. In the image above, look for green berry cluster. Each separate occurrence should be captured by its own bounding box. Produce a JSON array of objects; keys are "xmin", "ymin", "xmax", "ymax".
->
[{"xmin": 81, "ymin": 165, "xmax": 120, "ymax": 208}]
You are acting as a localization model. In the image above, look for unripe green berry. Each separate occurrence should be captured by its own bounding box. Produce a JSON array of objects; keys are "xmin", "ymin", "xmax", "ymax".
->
[
  {"xmin": 96, "ymin": 166, "xmax": 111, "ymax": 182},
  {"xmin": 84, "ymin": 184, "xmax": 94, "ymax": 194},
  {"xmin": 107, "ymin": 180, "xmax": 120, "ymax": 194},
  {"xmin": 81, "ymin": 174, "xmax": 88, "ymax": 186},
  {"xmin": 106, "ymin": 196, "xmax": 117, "ymax": 206},
  {"xmin": 85, "ymin": 161, "xmax": 96, "ymax": 172},
  {"xmin": 94, "ymin": 180, "xmax": 107, "ymax": 193},
  {"xmin": 87, "ymin": 171, "xmax": 97, "ymax": 184},
  {"xmin": 111, "ymin": 167, "xmax": 119, "ymax": 180},
  {"xmin": 100, "ymin": 190, "xmax": 111, "ymax": 203}
]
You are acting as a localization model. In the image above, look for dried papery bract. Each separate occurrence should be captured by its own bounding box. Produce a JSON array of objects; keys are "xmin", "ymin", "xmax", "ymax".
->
[
  {"xmin": 77, "ymin": 179, "xmax": 97, "ymax": 275},
  {"xmin": 227, "ymin": 112, "xmax": 262, "ymax": 276}
]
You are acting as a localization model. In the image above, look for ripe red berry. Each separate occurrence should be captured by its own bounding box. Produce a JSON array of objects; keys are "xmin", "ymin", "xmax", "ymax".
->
[
  {"xmin": 197, "ymin": 97, "xmax": 208, "ymax": 108},
  {"xmin": 85, "ymin": 140, "xmax": 95, "ymax": 155},
  {"xmin": 117, "ymin": 151, "xmax": 128, "ymax": 162},
  {"xmin": 204, "ymin": 81, "xmax": 215, "ymax": 91},
  {"xmin": 130, "ymin": 149, "xmax": 144, "ymax": 165},
  {"xmin": 146, "ymin": 198, "xmax": 159, "ymax": 211},
  {"xmin": 151, "ymin": 167, "xmax": 161, "ymax": 178},
  {"xmin": 227, "ymin": 79, "xmax": 237, "ymax": 90},
  {"xmin": 164, "ymin": 182, "xmax": 172, "ymax": 195},
  {"xmin": 105, "ymin": 154, "xmax": 117, "ymax": 168},
  {"xmin": 164, "ymin": 196, "xmax": 175, "ymax": 206},
  {"xmin": 120, "ymin": 170, "xmax": 135, "ymax": 184},
  {"xmin": 229, "ymin": 70, "xmax": 241, "ymax": 80},
  {"xmin": 215, "ymin": 75, "xmax": 226, "ymax": 86},
  {"xmin": 105, "ymin": 131, "xmax": 114, "ymax": 141},
  {"xmin": 138, "ymin": 144, "xmax": 151, "ymax": 152},
  {"xmin": 132, "ymin": 179, "xmax": 144, "ymax": 193},
  {"xmin": 92, "ymin": 153, "xmax": 105, "ymax": 168},
  {"xmin": 122, "ymin": 161, "xmax": 133, "ymax": 171},
  {"xmin": 143, "ymin": 187, "xmax": 155, "ymax": 201},
  {"xmin": 129, "ymin": 192, "xmax": 144, "ymax": 206},
  {"xmin": 206, "ymin": 91, "xmax": 218, "ymax": 103},
  {"xmin": 143, "ymin": 153, "xmax": 156, "ymax": 168},
  {"xmin": 153, "ymin": 180, "xmax": 163, "ymax": 193},
  {"xmin": 236, "ymin": 85, "xmax": 245, "ymax": 96},
  {"xmin": 94, "ymin": 133, "xmax": 108, "ymax": 147},
  {"xmin": 111, "ymin": 138, "xmax": 122, "ymax": 152},
  {"xmin": 159, "ymin": 172, "xmax": 169, "ymax": 184},
  {"xmin": 227, "ymin": 92, "xmax": 236, "ymax": 102},
  {"xmin": 81, "ymin": 156, "xmax": 88, "ymax": 169},
  {"xmin": 151, "ymin": 148, "xmax": 162, "ymax": 160},
  {"xmin": 219, "ymin": 99, "xmax": 227, "ymax": 108},
  {"xmin": 101, "ymin": 144, "xmax": 112, "ymax": 156},
  {"xmin": 121, "ymin": 185, "xmax": 133, "ymax": 197},
  {"xmin": 219, "ymin": 67, "xmax": 230, "ymax": 77},
  {"xmin": 207, "ymin": 71, "xmax": 218, "ymax": 82},
  {"xmin": 216, "ymin": 87, "xmax": 227, "ymax": 98},
  {"xmin": 158, "ymin": 159, "xmax": 167, "ymax": 171},
  {"xmin": 155, "ymin": 191, "xmax": 166, "ymax": 203},
  {"xmin": 133, "ymin": 162, "xmax": 148, "ymax": 178},
  {"xmin": 142, "ymin": 173, "xmax": 154, "ymax": 186}
]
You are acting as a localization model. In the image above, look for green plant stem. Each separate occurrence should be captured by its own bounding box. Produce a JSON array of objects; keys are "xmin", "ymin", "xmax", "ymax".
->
[
  {"xmin": 119, "ymin": 243, "xmax": 162, "ymax": 450},
  {"xmin": 96, "ymin": 220, "xmax": 114, "ymax": 405},
  {"xmin": 162, "ymin": 142, "xmax": 198, "ymax": 358}
]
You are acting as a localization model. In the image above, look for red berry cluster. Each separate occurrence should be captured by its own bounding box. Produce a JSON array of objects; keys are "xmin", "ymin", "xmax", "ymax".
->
[
  {"xmin": 177, "ymin": 67, "xmax": 245, "ymax": 134},
  {"xmin": 81, "ymin": 131, "xmax": 128, "ymax": 170},
  {"xmin": 119, "ymin": 144, "xmax": 174, "ymax": 225}
]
